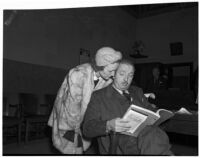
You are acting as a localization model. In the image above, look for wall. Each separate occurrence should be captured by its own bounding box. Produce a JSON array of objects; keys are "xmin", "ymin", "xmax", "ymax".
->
[
  {"xmin": 3, "ymin": 6, "xmax": 198, "ymax": 94},
  {"xmin": 133, "ymin": 7, "xmax": 198, "ymax": 70},
  {"xmin": 4, "ymin": 7, "xmax": 197, "ymax": 70},
  {"xmin": 3, "ymin": 59, "xmax": 66, "ymax": 94},
  {"xmin": 3, "ymin": 59, "xmax": 65, "ymax": 113},
  {"xmin": 3, "ymin": 6, "xmax": 198, "ymax": 109},
  {"xmin": 3, "ymin": 7, "xmax": 137, "ymax": 69},
  {"xmin": 3, "ymin": 7, "xmax": 137, "ymax": 108}
]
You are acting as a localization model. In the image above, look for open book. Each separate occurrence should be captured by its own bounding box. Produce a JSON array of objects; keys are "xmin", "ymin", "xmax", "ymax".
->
[{"xmin": 122, "ymin": 104, "xmax": 174, "ymax": 137}]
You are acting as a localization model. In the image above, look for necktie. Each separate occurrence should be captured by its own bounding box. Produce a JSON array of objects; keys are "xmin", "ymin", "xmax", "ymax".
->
[{"xmin": 122, "ymin": 91, "xmax": 132, "ymax": 104}]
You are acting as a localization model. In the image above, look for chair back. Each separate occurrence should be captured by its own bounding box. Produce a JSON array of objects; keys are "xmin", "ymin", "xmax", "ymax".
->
[
  {"xmin": 20, "ymin": 93, "xmax": 38, "ymax": 115},
  {"xmin": 45, "ymin": 94, "xmax": 56, "ymax": 110},
  {"xmin": 38, "ymin": 103, "xmax": 50, "ymax": 115},
  {"xmin": 3, "ymin": 93, "xmax": 22, "ymax": 117},
  {"xmin": 8, "ymin": 104, "xmax": 22, "ymax": 118}
]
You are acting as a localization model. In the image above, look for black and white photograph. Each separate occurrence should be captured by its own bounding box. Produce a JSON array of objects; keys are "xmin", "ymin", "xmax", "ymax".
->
[{"xmin": 1, "ymin": 0, "xmax": 198, "ymax": 156}]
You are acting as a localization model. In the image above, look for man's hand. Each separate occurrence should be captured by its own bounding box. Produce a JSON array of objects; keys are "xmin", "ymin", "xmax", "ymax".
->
[
  {"xmin": 151, "ymin": 103, "xmax": 157, "ymax": 109},
  {"xmin": 144, "ymin": 93, "xmax": 156, "ymax": 99},
  {"xmin": 106, "ymin": 118, "xmax": 132, "ymax": 133}
]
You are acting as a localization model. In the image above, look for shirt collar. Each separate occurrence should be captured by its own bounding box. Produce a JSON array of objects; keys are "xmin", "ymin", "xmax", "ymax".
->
[
  {"xmin": 112, "ymin": 84, "xmax": 129, "ymax": 95},
  {"xmin": 93, "ymin": 71, "xmax": 100, "ymax": 81}
]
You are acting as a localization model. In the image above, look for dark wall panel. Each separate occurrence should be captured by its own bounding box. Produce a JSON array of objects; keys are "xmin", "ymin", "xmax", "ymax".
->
[{"xmin": 3, "ymin": 59, "xmax": 67, "ymax": 94}]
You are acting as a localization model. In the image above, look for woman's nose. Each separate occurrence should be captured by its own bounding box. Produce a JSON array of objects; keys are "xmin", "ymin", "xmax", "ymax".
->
[{"xmin": 110, "ymin": 71, "xmax": 115, "ymax": 77}]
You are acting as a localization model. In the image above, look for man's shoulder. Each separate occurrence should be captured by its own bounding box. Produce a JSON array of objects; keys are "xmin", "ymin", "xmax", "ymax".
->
[
  {"xmin": 129, "ymin": 85, "xmax": 143, "ymax": 94},
  {"xmin": 93, "ymin": 84, "xmax": 112, "ymax": 96}
]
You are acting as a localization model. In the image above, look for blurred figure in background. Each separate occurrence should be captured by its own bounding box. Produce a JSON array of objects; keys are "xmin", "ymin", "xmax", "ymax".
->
[{"xmin": 146, "ymin": 66, "xmax": 168, "ymax": 93}]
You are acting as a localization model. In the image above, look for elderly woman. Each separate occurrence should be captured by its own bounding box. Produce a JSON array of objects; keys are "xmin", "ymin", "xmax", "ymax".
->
[{"xmin": 48, "ymin": 47, "xmax": 122, "ymax": 154}]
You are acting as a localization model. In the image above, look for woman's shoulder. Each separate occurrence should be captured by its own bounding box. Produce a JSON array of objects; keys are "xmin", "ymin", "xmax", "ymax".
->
[{"xmin": 69, "ymin": 63, "xmax": 93, "ymax": 77}]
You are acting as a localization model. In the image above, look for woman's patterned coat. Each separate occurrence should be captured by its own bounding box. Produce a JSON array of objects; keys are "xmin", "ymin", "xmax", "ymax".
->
[{"xmin": 48, "ymin": 63, "xmax": 112, "ymax": 154}]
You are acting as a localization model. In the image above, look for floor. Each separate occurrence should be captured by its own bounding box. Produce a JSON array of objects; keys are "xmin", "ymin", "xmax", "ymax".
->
[
  {"xmin": 3, "ymin": 133, "xmax": 198, "ymax": 156},
  {"xmin": 3, "ymin": 138, "xmax": 59, "ymax": 155}
]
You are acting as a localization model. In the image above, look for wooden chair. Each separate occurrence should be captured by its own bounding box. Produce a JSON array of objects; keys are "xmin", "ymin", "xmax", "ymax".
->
[
  {"xmin": 45, "ymin": 94, "xmax": 56, "ymax": 113},
  {"xmin": 20, "ymin": 93, "xmax": 50, "ymax": 143},
  {"xmin": 3, "ymin": 103, "xmax": 23, "ymax": 144},
  {"xmin": 24, "ymin": 103, "xmax": 50, "ymax": 142}
]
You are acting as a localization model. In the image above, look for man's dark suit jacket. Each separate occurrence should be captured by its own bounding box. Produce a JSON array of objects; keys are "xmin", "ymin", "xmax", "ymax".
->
[{"xmin": 82, "ymin": 84, "xmax": 156, "ymax": 154}]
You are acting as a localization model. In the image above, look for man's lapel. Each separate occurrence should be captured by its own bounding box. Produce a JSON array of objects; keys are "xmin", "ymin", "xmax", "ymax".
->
[{"xmin": 106, "ymin": 86, "xmax": 130, "ymax": 117}]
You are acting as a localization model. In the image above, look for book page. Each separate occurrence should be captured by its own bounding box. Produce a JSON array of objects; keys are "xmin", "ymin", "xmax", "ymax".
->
[
  {"xmin": 123, "ymin": 109, "xmax": 147, "ymax": 134},
  {"xmin": 130, "ymin": 104, "xmax": 159, "ymax": 119}
]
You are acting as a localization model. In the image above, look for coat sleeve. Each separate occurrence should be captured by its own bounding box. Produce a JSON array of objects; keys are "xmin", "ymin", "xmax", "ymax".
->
[
  {"xmin": 47, "ymin": 66, "xmax": 93, "ymax": 154},
  {"xmin": 82, "ymin": 92, "xmax": 108, "ymax": 138},
  {"xmin": 54, "ymin": 67, "xmax": 87, "ymax": 130}
]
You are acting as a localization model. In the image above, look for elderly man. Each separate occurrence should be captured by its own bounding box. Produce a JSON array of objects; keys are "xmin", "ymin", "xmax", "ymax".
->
[
  {"xmin": 48, "ymin": 47, "xmax": 122, "ymax": 154},
  {"xmin": 83, "ymin": 60, "xmax": 173, "ymax": 155}
]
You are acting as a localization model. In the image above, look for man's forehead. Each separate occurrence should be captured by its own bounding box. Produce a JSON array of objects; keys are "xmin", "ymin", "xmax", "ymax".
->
[{"xmin": 118, "ymin": 63, "xmax": 134, "ymax": 72}]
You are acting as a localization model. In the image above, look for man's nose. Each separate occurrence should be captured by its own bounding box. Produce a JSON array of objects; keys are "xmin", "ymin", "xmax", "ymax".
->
[{"xmin": 124, "ymin": 76, "xmax": 128, "ymax": 82}]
